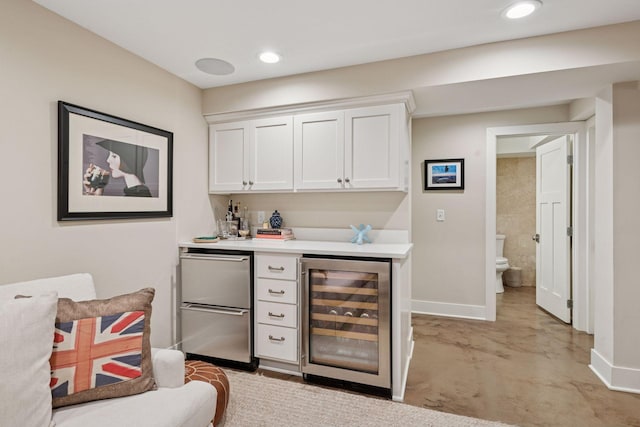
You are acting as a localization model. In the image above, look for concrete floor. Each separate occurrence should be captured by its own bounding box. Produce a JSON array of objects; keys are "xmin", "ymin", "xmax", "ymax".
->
[
  {"xmin": 259, "ymin": 286, "xmax": 640, "ymax": 426},
  {"xmin": 405, "ymin": 286, "xmax": 640, "ymax": 426}
]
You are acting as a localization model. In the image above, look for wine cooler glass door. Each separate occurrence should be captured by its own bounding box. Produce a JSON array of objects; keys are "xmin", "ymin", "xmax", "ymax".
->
[{"xmin": 302, "ymin": 257, "xmax": 390, "ymax": 389}]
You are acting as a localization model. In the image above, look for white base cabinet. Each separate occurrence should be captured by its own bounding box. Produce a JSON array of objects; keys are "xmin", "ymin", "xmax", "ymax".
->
[{"xmin": 254, "ymin": 253, "xmax": 300, "ymax": 364}]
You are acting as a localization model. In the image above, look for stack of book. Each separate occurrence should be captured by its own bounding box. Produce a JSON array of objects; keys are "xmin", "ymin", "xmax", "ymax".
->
[{"xmin": 254, "ymin": 227, "xmax": 295, "ymax": 241}]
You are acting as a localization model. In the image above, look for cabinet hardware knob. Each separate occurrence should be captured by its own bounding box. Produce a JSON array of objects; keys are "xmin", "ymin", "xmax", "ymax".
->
[
  {"xmin": 249, "ymin": 181, "xmax": 254, "ymax": 185},
  {"xmin": 268, "ymin": 312, "xmax": 285, "ymax": 318},
  {"xmin": 337, "ymin": 178, "xmax": 342, "ymax": 183},
  {"xmin": 242, "ymin": 181, "xmax": 247, "ymax": 186},
  {"xmin": 268, "ymin": 289, "xmax": 285, "ymax": 295},
  {"xmin": 268, "ymin": 335, "xmax": 285, "ymax": 342},
  {"xmin": 344, "ymin": 177, "xmax": 350, "ymax": 183},
  {"xmin": 268, "ymin": 265, "xmax": 285, "ymax": 271}
]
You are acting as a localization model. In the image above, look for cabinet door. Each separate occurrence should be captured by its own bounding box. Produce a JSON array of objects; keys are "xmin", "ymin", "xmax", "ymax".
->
[
  {"xmin": 248, "ymin": 117, "xmax": 294, "ymax": 191},
  {"xmin": 344, "ymin": 104, "xmax": 401, "ymax": 189},
  {"xmin": 294, "ymin": 111, "xmax": 345, "ymax": 190},
  {"xmin": 209, "ymin": 122, "xmax": 249, "ymax": 193}
]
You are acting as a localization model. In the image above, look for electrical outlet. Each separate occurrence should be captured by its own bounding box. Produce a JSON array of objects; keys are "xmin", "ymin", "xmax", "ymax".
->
[{"xmin": 437, "ymin": 209, "xmax": 445, "ymax": 222}]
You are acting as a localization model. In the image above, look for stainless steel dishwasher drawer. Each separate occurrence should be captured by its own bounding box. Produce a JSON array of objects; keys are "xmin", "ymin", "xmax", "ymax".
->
[{"xmin": 180, "ymin": 304, "xmax": 251, "ymax": 363}]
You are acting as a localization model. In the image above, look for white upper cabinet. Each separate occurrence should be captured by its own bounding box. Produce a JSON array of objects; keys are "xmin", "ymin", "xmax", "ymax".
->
[
  {"xmin": 250, "ymin": 117, "xmax": 294, "ymax": 191},
  {"xmin": 209, "ymin": 121, "xmax": 248, "ymax": 193},
  {"xmin": 209, "ymin": 116, "xmax": 293, "ymax": 193},
  {"xmin": 345, "ymin": 104, "xmax": 402, "ymax": 190},
  {"xmin": 206, "ymin": 92, "xmax": 413, "ymax": 194},
  {"xmin": 294, "ymin": 111, "xmax": 345, "ymax": 190},
  {"xmin": 295, "ymin": 103, "xmax": 407, "ymax": 191}
]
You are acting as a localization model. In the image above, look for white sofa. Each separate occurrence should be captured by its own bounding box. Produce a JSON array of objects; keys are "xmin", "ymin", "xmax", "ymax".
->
[{"xmin": 0, "ymin": 273, "xmax": 217, "ymax": 427}]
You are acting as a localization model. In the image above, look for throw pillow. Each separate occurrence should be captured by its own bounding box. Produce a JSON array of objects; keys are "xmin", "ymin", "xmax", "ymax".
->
[
  {"xmin": 0, "ymin": 292, "xmax": 58, "ymax": 427},
  {"xmin": 50, "ymin": 287, "xmax": 156, "ymax": 408}
]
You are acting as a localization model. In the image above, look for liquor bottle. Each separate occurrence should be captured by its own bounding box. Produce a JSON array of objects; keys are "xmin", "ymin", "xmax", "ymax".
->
[{"xmin": 226, "ymin": 199, "xmax": 233, "ymax": 221}]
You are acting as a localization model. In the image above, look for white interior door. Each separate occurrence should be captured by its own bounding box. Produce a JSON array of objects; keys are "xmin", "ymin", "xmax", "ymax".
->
[{"xmin": 535, "ymin": 136, "xmax": 572, "ymax": 323}]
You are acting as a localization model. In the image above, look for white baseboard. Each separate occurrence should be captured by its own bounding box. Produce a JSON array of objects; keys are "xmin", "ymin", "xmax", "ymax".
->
[
  {"xmin": 590, "ymin": 348, "xmax": 640, "ymax": 394},
  {"xmin": 411, "ymin": 299, "xmax": 487, "ymax": 320}
]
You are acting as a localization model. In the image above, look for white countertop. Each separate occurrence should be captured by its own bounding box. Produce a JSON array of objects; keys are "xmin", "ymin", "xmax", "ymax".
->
[{"xmin": 179, "ymin": 238, "xmax": 412, "ymax": 259}]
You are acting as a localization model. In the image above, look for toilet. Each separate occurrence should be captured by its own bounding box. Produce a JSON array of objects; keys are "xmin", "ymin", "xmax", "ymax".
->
[{"xmin": 496, "ymin": 234, "xmax": 509, "ymax": 294}]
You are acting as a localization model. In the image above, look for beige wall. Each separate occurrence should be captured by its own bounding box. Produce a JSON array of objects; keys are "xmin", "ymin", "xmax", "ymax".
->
[
  {"xmin": 592, "ymin": 81, "xmax": 640, "ymax": 385},
  {"xmin": 411, "ymin": 106, "xmax": 569, "ymax": 306},
  {"xmin": 212, "ymin": 192, "xmax": 410, "ymax": 231},
  {"xmin": 0, "ymin": 0, "xmax": 211, "ymax": 347},
  {"xmin": 497, "ymin": 157, "xmax": 536, "ymax": 286},
  {"xmin": 611, "ymin": 82, "xmax": 640, "ymax": 368},
  {"xmin": 201, "ymin": 21, "xmax": 640, "ymax": 116}
]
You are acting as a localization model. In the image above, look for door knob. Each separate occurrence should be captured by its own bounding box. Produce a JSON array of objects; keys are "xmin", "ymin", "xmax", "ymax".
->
[{"xmin": 532, "ymin": 233, "xmax": 540, "ymax": 243}]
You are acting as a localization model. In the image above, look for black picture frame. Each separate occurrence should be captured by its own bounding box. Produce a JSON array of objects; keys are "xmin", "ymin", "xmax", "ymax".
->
[
  {"xmin": 424, "ymin": 158, "xmax": 465, "ymax": 190},
  {"xmin": 57, "ymin": 101, "xmax": 173, "ymax": 220}
]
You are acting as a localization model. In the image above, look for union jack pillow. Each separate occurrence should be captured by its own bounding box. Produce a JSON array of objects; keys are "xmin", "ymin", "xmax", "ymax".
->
[{"xmin": 50, "ymin": 288, "xmax": 156, "ymax": 408}]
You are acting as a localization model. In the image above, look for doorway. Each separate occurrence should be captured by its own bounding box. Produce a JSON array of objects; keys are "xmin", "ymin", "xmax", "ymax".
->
[
  {"xmin": 485, "ymin": 122, "xmax": 593, "ymax": 333},
  {"xmin": 496, "ymin": 134, "xmax": 572, "ymax": 322}
]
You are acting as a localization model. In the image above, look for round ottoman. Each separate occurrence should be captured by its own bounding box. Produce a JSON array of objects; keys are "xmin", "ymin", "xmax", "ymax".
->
[{"xmin": 184, "ymin": 360, "xmax": 230, "ymax": 426}]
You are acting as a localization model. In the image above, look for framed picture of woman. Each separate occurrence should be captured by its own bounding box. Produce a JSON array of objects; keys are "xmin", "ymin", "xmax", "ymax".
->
[{"xmin": 57, "ymin": 101, "xmax": 173, "ymax": 220}]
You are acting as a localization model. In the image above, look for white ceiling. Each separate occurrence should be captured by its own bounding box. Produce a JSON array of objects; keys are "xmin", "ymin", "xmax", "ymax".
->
[{"xmin": 33, "ymin": 1, "xmax": 640, "ymax": 88}]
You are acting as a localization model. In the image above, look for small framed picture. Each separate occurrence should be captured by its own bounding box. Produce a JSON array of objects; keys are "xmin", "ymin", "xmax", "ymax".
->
[
  {"xmin": 424, "ymin": 158, "xmax": 465, "ymax": 190},
  {"xmin": 57, "ymin": 101, "xmax": 173, "ymax": 220}
]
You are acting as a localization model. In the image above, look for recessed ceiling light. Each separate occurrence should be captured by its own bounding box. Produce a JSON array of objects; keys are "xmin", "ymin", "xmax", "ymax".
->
[
  {"xmin": 195, "ymin": 58, "xmax": 235, "ymax": 75},
  {"xmin": 259, "ymin": 51, "xmax": 281, "ymax": 64},
  {"xmin": 503, "ymin": 0, "xmax": 542, "ymax": 19}
]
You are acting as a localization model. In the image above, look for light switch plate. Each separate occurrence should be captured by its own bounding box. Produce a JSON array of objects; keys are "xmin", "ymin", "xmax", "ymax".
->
[{"xmin": 437, "ymin": 209, "xmax": 445, "ymax": 222}]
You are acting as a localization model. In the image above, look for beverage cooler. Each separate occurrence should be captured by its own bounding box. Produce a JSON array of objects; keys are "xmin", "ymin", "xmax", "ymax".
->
[{"xmin": 301, "ymin": 256, "xmax": 391, "ymax": 393}]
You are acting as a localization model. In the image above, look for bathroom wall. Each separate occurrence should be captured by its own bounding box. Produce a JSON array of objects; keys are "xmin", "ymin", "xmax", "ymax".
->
[{"xmin": 496, "ymin": 157, "xmax": 537, "ymax": 286}]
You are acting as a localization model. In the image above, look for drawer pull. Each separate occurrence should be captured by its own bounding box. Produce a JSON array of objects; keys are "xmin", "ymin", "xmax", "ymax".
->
[
  {"xmin": 268, "ymin": 312, "xmax": 285, "ymax": 318},
  {"xmin": 268, "ymin": 265, "xmax": 285, "ymax": 272},
  {"xmin": 268, "ymin": 289, "xmax": 285, "ymax": 295},
  {"xmin": 345, "ymin": 311, "xmax": 353, "ymax": 317},
  {"xmin": 268, "ymin": 335, "xmax": 286, "ymax": 342}
]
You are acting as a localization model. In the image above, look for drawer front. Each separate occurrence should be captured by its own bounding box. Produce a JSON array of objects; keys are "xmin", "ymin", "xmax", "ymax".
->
[
  {"xmin": 256, "ymin": 278, "xmax": 297, "ymax": 304},
  {"xmin": 257, "ymin": 301, "xmax": 297, "ymax": 328},
  {"xmin": 180, "ymin": 305, "xmax": 251, "ymax": 363},
  {"xmin": 256, "ymin": 324, "xmax": 298, "ymax": 362},
  {"xmin": 256, "ymin": 255, "xmax": 297, "ymax": 280}
]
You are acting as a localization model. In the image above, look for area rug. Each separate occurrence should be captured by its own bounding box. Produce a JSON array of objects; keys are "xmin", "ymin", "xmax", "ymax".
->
[{"xmin": 221, "ymin": 370, "xmax": 514, "ymax": 427}]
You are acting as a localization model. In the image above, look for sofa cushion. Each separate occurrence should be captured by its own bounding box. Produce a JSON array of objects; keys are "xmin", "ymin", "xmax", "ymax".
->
[
  {"xmin": 0, "ymin": 292, "xmax": 58, "ymax": 427},
  {"xmin": 50, "ymin": 288, "xmax": 156, "ymax": 408},
  {"xmin": 52, "ymin": 380, "xmax": 217, "ymax": 427}
]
